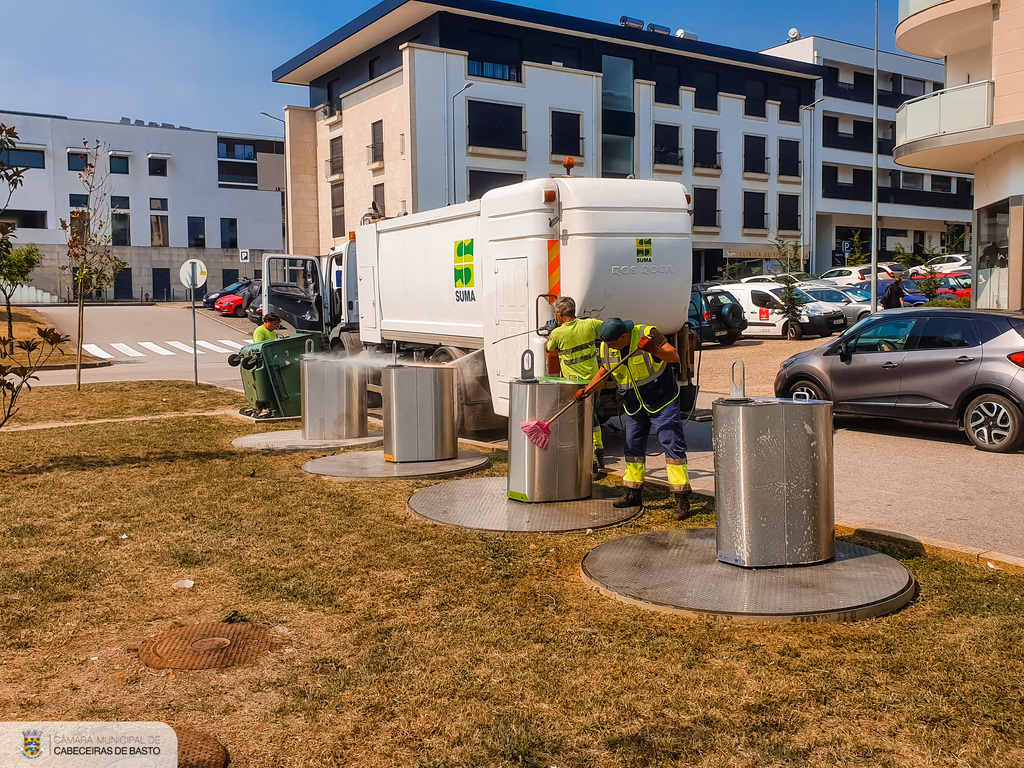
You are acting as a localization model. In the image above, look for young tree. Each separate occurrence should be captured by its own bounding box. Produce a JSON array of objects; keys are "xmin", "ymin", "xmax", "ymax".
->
[
  {"xmin": 0, "ymin": 124, "xmax": 29, "ymax": 351},
  {"xmin": 845, "ymin": 230, "xmax": 870, "ymax": 267},
  {"xmin": 0, "ymin": 243, "xmax": 42, "ymax": 341},
  {"xmin": 59, "ymin": 140, "xmax": 127, "ymax": 390},
  {"xmin": 771, "ymin": 232, "xmax": 803, "ymax": 274},
  {"xmin": 0, "ymin": 326, "xmax": 70, "ymax": 429},
  {"xmin": 778, "ymin": 282, "xmax": 804, "ymax": 340},
  {"xmin": 892, "ymin": 242, "xmax": 924, "ymax": 270}
]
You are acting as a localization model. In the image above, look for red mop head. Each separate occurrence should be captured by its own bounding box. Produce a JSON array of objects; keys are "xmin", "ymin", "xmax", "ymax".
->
[{"xmin": 521, "ymin": 419, "xmax": 551, "ymax": 450}]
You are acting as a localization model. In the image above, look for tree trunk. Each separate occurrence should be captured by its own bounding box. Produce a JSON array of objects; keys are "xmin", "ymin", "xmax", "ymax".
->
[
  {"xmin": 76, "ymin": 287, "xmax": 85, "ymax": 391},
  {"xmin": 4, "ymin": 294, "xmax": 12, "ymax": 348}
]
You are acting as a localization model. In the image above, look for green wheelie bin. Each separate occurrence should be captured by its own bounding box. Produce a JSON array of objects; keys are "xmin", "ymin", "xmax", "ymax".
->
[{"xmin": 232, "ymin": 331, "xmax": 329, "ymax": 418}]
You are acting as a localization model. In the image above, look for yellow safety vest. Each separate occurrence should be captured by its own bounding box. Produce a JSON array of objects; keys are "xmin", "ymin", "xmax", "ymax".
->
[
  {"xmin": 599, "ymin": 325, "xmax": 677, "ymax": 415},
  {"xmin": 548, "ymin": 317, "xmax": 602, "ymax": 382}
]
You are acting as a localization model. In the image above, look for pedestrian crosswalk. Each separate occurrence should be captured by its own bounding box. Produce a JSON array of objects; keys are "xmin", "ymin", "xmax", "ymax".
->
[{"xmin": 83, "ymin": 339, "xmax": 246, "ymax": 360}]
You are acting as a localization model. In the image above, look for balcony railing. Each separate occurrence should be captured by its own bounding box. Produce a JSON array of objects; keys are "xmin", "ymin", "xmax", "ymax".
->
[
  {"xmin": 898, "ymin": 0, "xmax": 951, "ymax": 23},
  {"xmin": 896, "ymin": 81, "xmax": 994, "ymax": 146},
  {"xmin": 366, "ymin": 143, "xmax": 384, "ymax": 165},
  {"xmin": 693, "ymin": 151, "xmax": 722, "ymax": 170},
  {"xmin": 693, "ymin": 209, "xmax": 721, "ymax": 228}
]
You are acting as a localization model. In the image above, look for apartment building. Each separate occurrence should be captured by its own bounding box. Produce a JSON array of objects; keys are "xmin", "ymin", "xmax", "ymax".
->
[
  {"xmin": 273, "ymin": 0, "xmax": 830, "ymax": 281},
  {"xmin": 0, "ymin": 110, "xmax": 285, "ymax": 301},
  {"xmin": 763, "ymin": 35, "xmax": 973, "ymax": 274},
  {"xmin": 894, "ymin": 0, "xmax": 1024, "ymax": 310}
]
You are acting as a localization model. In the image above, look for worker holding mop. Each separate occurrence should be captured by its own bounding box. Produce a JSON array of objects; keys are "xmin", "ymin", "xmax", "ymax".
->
[
  {"xmin": 545, "ymin": 296, "xmax": 605, "ymax": 476},
  {"xmin": 577, "ymin": 317, "xmax": 691, "ymax": 519}
]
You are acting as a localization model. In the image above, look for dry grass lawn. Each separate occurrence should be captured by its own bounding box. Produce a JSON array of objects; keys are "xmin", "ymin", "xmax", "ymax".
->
[
  {"xmin": 0, "ymin": 306, "xmax": 101, "ymax": 367},
  {"xmin": 1, "ymin": 392, "xmax": 1023, "ymax": 767}
]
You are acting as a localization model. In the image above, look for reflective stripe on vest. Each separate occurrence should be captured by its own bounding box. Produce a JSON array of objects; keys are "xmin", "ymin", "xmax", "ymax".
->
[{"xmin": 599, "ymin": 325, "xmax": 664, "ymax": 388}]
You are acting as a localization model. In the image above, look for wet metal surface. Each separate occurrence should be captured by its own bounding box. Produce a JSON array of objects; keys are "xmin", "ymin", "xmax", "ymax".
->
[
  {"xmin": 409, "ymin": 477, "xmax": 641, "ymax": 532},
  {"xmin": 581, "ymin": 529, "xmax": 916, "ymax": 622},
  {"xmin": 138, "ymin": 623, "xmax": 274, "ymax": 669},
  {"xmin": 232, "ymin": 430, "xmax": 383, "ymax": 451},
  {"xmin": 303, "ymin": 450, "xmax": 489, "ymax": 480},
  {"xmin": 172, "ymin": 726, "xmax": 230, "ymax": 768}
]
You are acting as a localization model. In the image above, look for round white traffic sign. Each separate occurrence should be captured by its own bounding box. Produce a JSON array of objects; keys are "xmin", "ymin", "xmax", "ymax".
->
[{"xmin": 179, "ymin": 259, "xmax": 208, "ymax": 289}]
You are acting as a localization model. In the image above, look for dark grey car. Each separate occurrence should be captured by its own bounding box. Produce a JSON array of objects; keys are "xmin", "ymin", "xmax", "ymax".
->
[{"xmin": 774, "ymin": 309, "xmax": 1024, "ymax": 452}]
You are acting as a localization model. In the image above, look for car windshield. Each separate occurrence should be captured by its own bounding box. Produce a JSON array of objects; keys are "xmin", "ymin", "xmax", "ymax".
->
[
  {"xmin": 791, "ymin": 273, "xmax": 816, "ymax": 281},
  {"xmin": 223, "ymin": 280, "xmax": 248, "ymax": 292},
  {"xmin": 838, "ymin": 312, "xmax": 880, "ymax": 338},
  {"xmin": 769, "ymin": 287, "xmax": 814, "ymax": 305},
  {"xmin": 842, "ymin": 288, "xmax": 871, "ymax": 302}
]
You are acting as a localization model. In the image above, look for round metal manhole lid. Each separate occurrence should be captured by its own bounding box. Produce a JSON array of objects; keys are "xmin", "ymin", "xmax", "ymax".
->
[
  {"xmin": 172, "ymin": 726, "xmax": 230, "ymax": 768},
  {"xmin": 138, "ymin": 622, "xmax": 273, "ymax": 670}
]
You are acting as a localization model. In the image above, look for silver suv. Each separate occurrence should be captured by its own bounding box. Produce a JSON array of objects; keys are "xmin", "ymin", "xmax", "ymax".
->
[{"xmin": 775, "ymin": 309, "xmax": 1024, "ymax": 452}]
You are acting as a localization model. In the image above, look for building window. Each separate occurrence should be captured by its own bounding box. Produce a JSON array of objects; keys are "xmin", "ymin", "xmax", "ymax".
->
[
  {"xmin": 151, "ymin": 215, "xmax": 169, "ymax": 247},
  {"xmin": 466, "ymin": 30, "xmax": 523, "ymax": 83},
  {"xmin": 368, "ymin": 56, "xmax": 382, "ymax": 80},
  {"xmin": 218, "ymin": 161, "xmax": 258, "ymax": 185},
  {"xmin": 693, "ymin": 129, "xmax": 720, "ymax": 170},
  {"xmin": 977, "ymin": 199, "xmax": 1010, "ymax": 309},
  {"xmin": 551, "ymin": 111, "xmax": 582, "ymax": 157},
  {"xmin": 653, "ymin": 123, "xmax": 682, "ymax": 166},
  {"xmin": 111, "ymin": 196, "xmax": 130, "ymax": 210},
  {"xmin": 694, "ymin": 71, "xmax": 719, "ymax": 111},
  {"xmin": 0, "ymin": 149, "xmax": 45, "ymax": 169},
  {"xmin": 150, "ymin": 198, "xmax": 168, "ymax": 211},
  {"xmin": 187, "ymin": 216, "xmax": 206, "ymax": 248},
  {"xmin": 149, "ymin": 157, "xmax": 168, "ymax": 176},
  {"xmin": 902, "ymin": 77, "xmax": 925, "ymax": 98},
  {"xmin": 743, "ymin": 191, "xmax": 767, "ymax": 230},
  {"xmin": 654, "ymin": 63, "xmax": 681, "ymax": 106},
  {"xmin": 745, "ymin": 79, "xmax": 767, "ymax": 118},
  {"xmin": 601, "ymin": 55, "xmax": 634, "ymax": 113},
  {"xmin": 550, "ymin": 44, "xmax": 581, "ymax": 69},
  {"xmin": 369, "ymin": 120, "xmax": 384, "ymax": 163},
  {"xmin": 331, "ymin": 183, "xmax": 345, "ymax": 238},
  {"xmin": 901, "ymin": 172, "xmax": 924, "ymax": 190},
  {"xmin": 372, "ymin": 183, "xmax": 385, "ymax": 217},
  {"xmin": 601, "ymin": 135, "xmax": 633, "ymax": 178},
  {"xmin": 468, "ymin": 60, "xmax": 520, "ymax": 82},
  {"xmin": 68, "ymin": 152, "xmax": 87, "ymax": 172},
  {"xmin": 110, "ymin": 155, "xmax": 129, "ymax": 174},
  {"xmin": 692, "ymin": 187, "xmax": 719, "ymax": 228},
  {"xmin": 778, "ymin": 194, "xmax": 800, "ymax": 232},
  {"xmin": 743, "ymin": 135, "xmax": 767, "ymax": 174},
  {"xmin": 778, "ymin": 139, "xmax": 800, "ymax": 177},
  {"xmin": 778, "ymin": 84, "xmax": 801, "ymax": 123},
  {"xmin": 69, "ymin": 194, "xmax": 89, "ymax": 208},
  {"xmin": 218, "ymin": 141, "xmax": 256, "ymax": 160},
  {"xmin": 329, "ymin": 136, "xmax": 344, "ymax": 175},
  {"xmin": 112, "ymin": 212, "xmax": 131, "ymax": 246},
  {"xmin": 221, "ymin": 218, "xmax": 238, "ymax": 249},
  {"xmin": 0, "ymin": 209, "xmax": 46, "ymax": 229},
  {"xmin": 467, "ymin": 101, "xmax": 524, "ymax": 151},
  {"xmin": 931, "ymin": 175, "xmax": 952, "ymax": 193},
  {"xmin": 468, "ymin": 170, "xmax": 524, "ymax": 201}
]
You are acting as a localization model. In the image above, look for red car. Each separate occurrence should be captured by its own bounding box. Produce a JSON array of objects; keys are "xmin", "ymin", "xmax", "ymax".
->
[
  {"xmin": 214, "ymin": 293, "xmax": 247, "ymax": 317},
  {"xmin": 910, "ymin": 272, "xmax": 971, "ymax": 299}
]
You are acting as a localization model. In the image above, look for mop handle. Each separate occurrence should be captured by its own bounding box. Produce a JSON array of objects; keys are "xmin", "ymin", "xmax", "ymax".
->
[{"xmin": 546, "ymin": 345, "xmax": 644, "ymax": 426}]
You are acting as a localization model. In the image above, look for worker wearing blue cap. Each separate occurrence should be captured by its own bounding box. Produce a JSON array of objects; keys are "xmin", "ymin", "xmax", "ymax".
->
[{"xmin": 577, "ymin": 317, "xmax": 691, "ymax": 518}]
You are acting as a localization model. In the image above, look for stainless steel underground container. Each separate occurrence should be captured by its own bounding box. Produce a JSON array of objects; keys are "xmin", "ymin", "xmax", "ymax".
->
[
  {"xmin": 381, "ymin": 364, "xmax": 458, "ymax": 462},
  {"xmin": 507, "ymin": 350, "xmax": 592, "ymax": 503},
  {"xmin": 301, "ymin": 356, "xmax": 368, "ymax": 440},
  {"xmin": 713, "ymin": 395, "xmax": 835, "ymax": 568}
]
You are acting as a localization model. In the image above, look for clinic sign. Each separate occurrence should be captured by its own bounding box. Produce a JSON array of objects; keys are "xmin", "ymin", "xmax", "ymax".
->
[{"xmin": 1, "ymin": 722, "xmax": 176, "ymax": 766}]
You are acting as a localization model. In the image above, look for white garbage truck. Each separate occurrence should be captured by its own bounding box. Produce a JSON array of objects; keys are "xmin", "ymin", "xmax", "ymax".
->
[{"xmin": 262, "ymin": 177, "xmax": 693, "ymax": 431}]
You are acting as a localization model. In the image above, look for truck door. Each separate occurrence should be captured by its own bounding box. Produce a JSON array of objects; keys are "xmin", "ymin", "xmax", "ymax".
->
[
  {"xmin": 493, "ymin": 258, "xmax": 529, "ymax": 383},
  {"xmin": 262, "ymin": 255, "xmax": 327, "ymax": 334}
]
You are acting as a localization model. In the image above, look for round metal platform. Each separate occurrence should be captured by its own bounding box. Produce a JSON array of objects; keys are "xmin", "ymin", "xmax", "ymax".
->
[
  {"xmin": 581, "ymin": 529, "xmax": 916, "ymax": 623},
  {"xmin": 303, "ymin": 450, "xmax": 489, "ymax": 480},
  {"xmin": 408, "ymin": 476, "xmax": 642, "ymax": 533},
  {"xmin": 232, "ymin": 429, "xmax": 383, "ymax": 451}
]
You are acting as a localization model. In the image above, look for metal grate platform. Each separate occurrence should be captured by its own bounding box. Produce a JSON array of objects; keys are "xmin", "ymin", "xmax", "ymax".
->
[
  {"xmin": 303, "ymin": 450, "xmax": 489, "ymax": 480},
  {"xmin": 409, "ymin": 476, "xmax": 641, "ymax": 533},
  {"xmin": 232, "ymin": 430, "xmax": 383, "ymax": 451},
  {"xmin": 581, "ymin": 529, "xmax": 916, "ymax": 623}
]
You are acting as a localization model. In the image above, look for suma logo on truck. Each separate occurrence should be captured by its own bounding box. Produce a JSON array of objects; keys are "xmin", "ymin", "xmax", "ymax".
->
[
  {"xmin": 636, "ymin": 237, "xmax": 653, "ymax": 263},
  {"xmin": 454, "ymin": 239, "xmax": 476, "ymax": 302}
]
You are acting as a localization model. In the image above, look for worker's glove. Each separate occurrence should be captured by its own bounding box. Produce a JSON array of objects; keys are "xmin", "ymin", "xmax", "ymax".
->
[
  {"xmin": 542, "ymin": 319, "xmax": 558, "ymax": 335},
  {"xmin": 574, "ymin": 388, "xmax": 591, "ymax": 402},
  {"xmin": 637, "ymin": 335, "xmax": 657, "ymax": 353}
]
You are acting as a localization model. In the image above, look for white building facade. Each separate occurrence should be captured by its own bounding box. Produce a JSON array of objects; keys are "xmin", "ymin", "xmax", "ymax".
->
[{"xmin": 0, "ymin": 110, "xmax": 285, "ymax": 301}]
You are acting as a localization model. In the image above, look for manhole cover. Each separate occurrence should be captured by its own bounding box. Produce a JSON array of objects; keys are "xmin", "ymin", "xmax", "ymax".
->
[
  {"xmin": 172, "ymin": 726, "xmax": 230, "ymax": 768},
  {"xmin": 138, "ymin": 623, "xmax": 273, "ymax": 670}
]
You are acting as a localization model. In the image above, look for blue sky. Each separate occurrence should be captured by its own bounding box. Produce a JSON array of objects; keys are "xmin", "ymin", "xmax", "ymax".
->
[{"xmin": 2, "ymin": 0, "xmax": 903, "ymax": 137}]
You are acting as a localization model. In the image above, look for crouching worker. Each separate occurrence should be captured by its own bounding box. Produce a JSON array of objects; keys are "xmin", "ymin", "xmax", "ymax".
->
[{"xmin": 577, "ymin": 317, "xmax": 692, "ymax": 519}]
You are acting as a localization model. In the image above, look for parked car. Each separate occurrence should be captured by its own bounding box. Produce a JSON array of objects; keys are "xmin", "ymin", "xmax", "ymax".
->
[
  {"xmin": 203, "ymin": 278, "xmax": 253, "ymax": 309},
  {"xmin": 688, "ymin": 286, "xmax": 748, "ymax": 346},
  {"xmin": 215, "ymin": 293, "xmax": 247, "ymax": 317},
  {"xmin": 908, "ymin": 253, "xmax": 972, "ymax": 276},
  {"xmin": 740, "ymin": 272, "xmax": 832, "ymax": 286},
  {"xmin": 802, "ymin": 286, "xmax": 872, "ymax": 325},
  {"xmin": 775, "ymin": 308, "xmax": 1024, "ymax": 452},
  {"xmin": 714, "ymin": 281, "xmax": 847, "ymax": 339},
  {"xmin": 851, "ymin": 279, "xmax": 929, "ymax": 305},
  {"xmin": 818, "ymin": 264, "xmax": 894, "ymax": 285},
  {"xmin": 878, "ymin": 261, "xmax": 908, "ymax": 275},
  {"xmin": 910, "ymin": 272, "xmax": 971, "ymax": 299},
  {"xmin": 247, "ymin": 295, "xmax": 263, "ymax": 325}
]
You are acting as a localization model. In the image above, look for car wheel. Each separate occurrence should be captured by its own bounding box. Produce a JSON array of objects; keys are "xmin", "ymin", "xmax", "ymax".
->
[
  {"xmin": 964, "ymin": 394, "xmax": 1024, "ymax": 453},
  {"xmin": 717, "ymin": 335, "xmax": 738, "ymax": 346},
  {"xmin": 787, "ymin": 380, "xmax": 828, "ymax": 401},
  {"xmin": 234, "ymin": 304, "xmax": 246, "ymax": 318},
  {"xmin": 784, "ymin": 322, "xmax": 803, "ymax": 341}
]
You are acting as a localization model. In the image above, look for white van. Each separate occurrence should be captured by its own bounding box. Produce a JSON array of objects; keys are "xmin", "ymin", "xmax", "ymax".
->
[{"xmin": 714, "ymin": 281, "xmax": 847, "ymax": 339}]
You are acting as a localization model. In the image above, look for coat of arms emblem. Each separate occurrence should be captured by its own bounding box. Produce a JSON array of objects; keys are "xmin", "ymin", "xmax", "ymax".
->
[{"xmin": 21, "ymin": 729, "xmax": 44, "ymax": 759}]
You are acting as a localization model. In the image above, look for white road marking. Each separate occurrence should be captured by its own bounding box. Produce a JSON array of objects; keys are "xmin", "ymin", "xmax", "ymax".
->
[
  {"xmin": 196, "ymin": 340, "xmax": 233, "ymax": 353},
  {"xmin": 110, "ymin": 343, "xmax": 145, "ymax": 357},
  {"xmin": 217, "ymin": 339, "xmax": 245, "ymax": 349},
  {"xmin": 138, "ymin": 342, "xmax": 175, "ymax": 356},
  {"xmin": 166, "ymin": 341, "xmax": 204, "ymax": 355},
  {"xmin": 82, "ymin": 344, "xmax": 114, "ymax": 359}
]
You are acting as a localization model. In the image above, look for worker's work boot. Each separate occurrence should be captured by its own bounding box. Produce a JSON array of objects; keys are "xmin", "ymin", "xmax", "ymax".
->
[
  {"xmin": 595, "ymin": 448, "xmax": 606, "ymax": 468},
  {"xmin": 613, "ymin": 486, "xmax": 643, "ymax": 509},
  {"xmin": 672, "ymin": 485, "xmax": 694, "ymax": 521}
]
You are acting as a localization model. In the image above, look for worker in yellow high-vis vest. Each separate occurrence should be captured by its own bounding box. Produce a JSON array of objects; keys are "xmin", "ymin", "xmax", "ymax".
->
[
  {"xmin": 577, "ymin": 317, "xmax": 692, "ymax": 519},
  {"xmin": 545, "ymin": 296, "xmax": 605, "ymax": 475}
]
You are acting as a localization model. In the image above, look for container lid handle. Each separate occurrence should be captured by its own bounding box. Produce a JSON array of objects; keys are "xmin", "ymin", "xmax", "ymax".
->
[{"xmin": 520, "ymin": 349, "xmax": 536, "ymax": 381}]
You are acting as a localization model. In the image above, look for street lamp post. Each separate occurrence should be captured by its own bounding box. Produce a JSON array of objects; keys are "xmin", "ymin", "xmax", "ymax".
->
[
  {"xmin": 800, "ymin": 97, "xmax": 824, "ymax": 274},
  {"xmin": 261, "ymin": 111, "xmax": 288, "ymax": 251},
  {"xmin": 870, "ymin": 0, "xmax": 880, "ymax": 312},
  {"xmin": 451, "ymin": 83, "xmax": 473, "ymax": 204}
]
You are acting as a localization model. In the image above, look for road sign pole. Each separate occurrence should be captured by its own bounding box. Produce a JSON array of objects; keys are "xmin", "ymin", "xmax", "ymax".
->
[{"xmin": 191, "ymin": 263, "xmax": 199, "ymax": 386}]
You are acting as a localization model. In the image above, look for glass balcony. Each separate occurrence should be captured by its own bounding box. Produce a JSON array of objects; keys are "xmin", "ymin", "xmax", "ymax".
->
[
  {"xmin": 895, "ymin": 81, "xmax": 993, "ymax": 147},
  {"xmin": 898, "ymin": 0, "xmax": 950, "ymax": 23}
]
